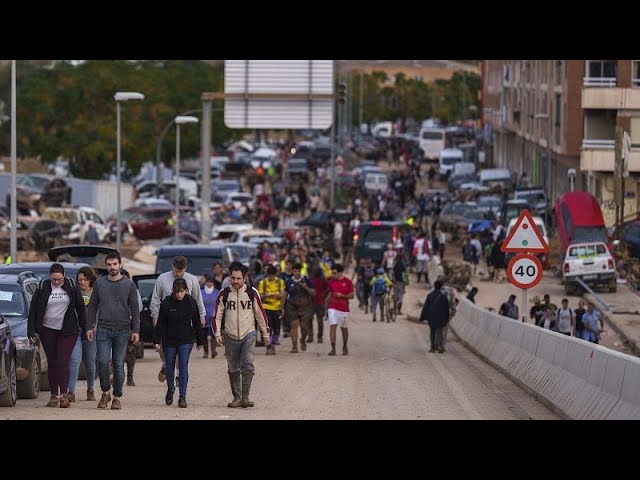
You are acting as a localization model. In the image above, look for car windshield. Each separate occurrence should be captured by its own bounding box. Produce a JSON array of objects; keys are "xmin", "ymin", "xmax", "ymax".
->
[
  {"xmin": 363, "ymin": 228, "xmax": 392, "ymax": 243},
  {"xmin": 573, "ymin": 226, "xmax": 609, "ymax": 244},
  {"xmin": 157, "ymin": 255, "xmax": 223, "ymax": 277},
  {"xmin": 568, "ymin": 244, "xmax": 607, "ymax": 258},
  {"xmin": 0, "ymin": 285, "xmax": 27, "ymax": 317},
  {"xmin": 136, "ymin": 278, "xmax": 156, "ymax": 303}
]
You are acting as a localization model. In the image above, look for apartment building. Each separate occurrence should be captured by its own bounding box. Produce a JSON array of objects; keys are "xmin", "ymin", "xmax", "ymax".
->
[{"xmin": 482, "ymin": 60, "xmax": 640, "ymax": 226}]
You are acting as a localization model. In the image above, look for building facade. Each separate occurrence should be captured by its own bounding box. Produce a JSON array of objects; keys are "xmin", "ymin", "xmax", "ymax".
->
[{"xmin": 482, "ymin": 60, "xmax": 640, "ymax": 226}]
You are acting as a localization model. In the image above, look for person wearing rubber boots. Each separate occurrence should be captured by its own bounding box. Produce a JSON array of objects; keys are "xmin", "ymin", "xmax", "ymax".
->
[{"xmin": 213, "ymin": 264, "xmax": 270, "ymax": 408}]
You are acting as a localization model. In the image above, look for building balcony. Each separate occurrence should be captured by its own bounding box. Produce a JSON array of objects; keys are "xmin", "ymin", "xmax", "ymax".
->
[
  {"xmin": 582, "ymin": 87, "xmax": 640, "ymax": 110},
  {"xmin": 580, "ymin": 141, "xmax": 640, "ymax": 171}
]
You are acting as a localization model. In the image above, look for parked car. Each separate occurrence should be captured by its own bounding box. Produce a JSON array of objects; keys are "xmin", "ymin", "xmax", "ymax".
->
[
  {"xmin": 286, "ymin": 158, "xmax": 310, "ymax": 182},
  {"xmin": 296, "ymin": 210, "xmax": 351, "ymax": 232},
  {"xmin": 0, "ymin": 313, "xmax": 17, "ymax": 406},
  {"xmin": 155, "ymin": 244, "xmax": 233, "ymax": 277},
  {"xmin": 131, "ymin": 274, "xmax": 158, "ymax": 345},
  {"xmin": 42, "ymin": 206, "xmax": 109, "ymax": 244},
  {"xmin": 6, "ymin": 174, "xmax": 71, "ymax": 214},
  {"xmin": 562, "ymin": 241, "xmax": 616, "ymax": 295},
  {"xmin": 106, "ymin": 206, "xmax": 174, "ymax": 241},
  {"xmin": 0, "ymin": 272, "xmax": 47, "ymax": 399},
  {"xmin": 555, "ymin": 192, "xmax": 609, "ymax": 253},
  {"xmin": 0, "ymin": 262, "xmax": 98, "ymax": 282},
  {"xmin": 354, "ymin": 221, "xmax": 409, "ymax": 265}
]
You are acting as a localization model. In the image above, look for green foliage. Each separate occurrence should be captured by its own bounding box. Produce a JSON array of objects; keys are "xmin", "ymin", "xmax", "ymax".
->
[
  {"xmin": 349, "ymin": 68, "xmax": 480, "ymax": 128},
  {"xmin": 0, "ymin": 60, "xmax": 236, "ymax": 179}
]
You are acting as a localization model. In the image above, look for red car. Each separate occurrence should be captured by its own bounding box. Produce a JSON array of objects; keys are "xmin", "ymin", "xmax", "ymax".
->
[
  {"xmin": 107, "ymin": 207, "xmax": 174, "ymax": 241},
  {"xmin": 555, "ymin": 192, "xmax": 610, "ymax": 253}
]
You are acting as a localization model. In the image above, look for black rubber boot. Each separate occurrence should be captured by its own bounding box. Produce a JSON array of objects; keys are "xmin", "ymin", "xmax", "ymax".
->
[
  {"xmin": 240, "ymin": 373, "xmax": 255, "ymax": 408},
  {"xmin": 227, "ymin": 373, "xmax": 242, "ymax": 408}
]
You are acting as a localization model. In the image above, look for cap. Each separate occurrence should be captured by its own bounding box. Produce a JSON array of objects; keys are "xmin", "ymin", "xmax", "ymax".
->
[
  {"xmin": 377, "ymin": 268, "xmax": 385, "ymax": 274},
  {"xmin": 530, "ymin": 295, "xmax": 541, "ymax": 303}
]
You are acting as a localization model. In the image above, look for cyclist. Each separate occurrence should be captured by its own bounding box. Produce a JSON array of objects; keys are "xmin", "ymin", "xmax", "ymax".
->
[{"xmin": 369, "ymin": 268, "xmax": 393, "ymax": 323}]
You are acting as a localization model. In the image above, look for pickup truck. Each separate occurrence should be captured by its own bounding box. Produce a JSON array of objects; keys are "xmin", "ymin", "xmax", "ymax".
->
[{"xmin": 562, "ymin": 241, "xmax": 616, "ymax": 295}]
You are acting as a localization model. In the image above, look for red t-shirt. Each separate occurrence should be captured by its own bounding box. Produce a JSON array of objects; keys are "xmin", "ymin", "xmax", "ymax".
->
[{"xmin": 328, "ymin": 277, "xmax": 354, "ymax": 312}]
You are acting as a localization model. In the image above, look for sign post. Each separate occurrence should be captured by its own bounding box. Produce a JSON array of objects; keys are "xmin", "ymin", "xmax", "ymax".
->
[{"xmin": 502, "ymin": 210, "xmax": 549, "ymax": 322}]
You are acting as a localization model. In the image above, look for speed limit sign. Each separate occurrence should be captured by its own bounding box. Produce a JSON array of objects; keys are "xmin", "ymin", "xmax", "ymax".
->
[{"xmin": 506, "ymin": 253, "xmax": 543, "ymax": 289}]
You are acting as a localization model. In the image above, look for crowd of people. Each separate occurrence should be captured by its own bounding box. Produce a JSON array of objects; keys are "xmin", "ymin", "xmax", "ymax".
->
[{"xmin": 497, "ymin": 292, "xmax": 606, "ymax": 343}]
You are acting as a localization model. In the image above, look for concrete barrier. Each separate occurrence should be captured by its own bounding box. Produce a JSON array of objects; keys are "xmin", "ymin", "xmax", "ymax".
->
[{"xmin": 451, "ymin": 297, "xmax": 640, "ymax": 419}]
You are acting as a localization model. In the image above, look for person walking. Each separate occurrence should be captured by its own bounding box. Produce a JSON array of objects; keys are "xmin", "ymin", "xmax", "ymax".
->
[
  {"xmin": 391, "ymin": 254, "xmax": 407, "ymax": 316},
  {"xmin": 257, "ymin": 265, "xmax": 286, "ymax": 355},
  {"xmin": 27, "ymin": 263, "xmax": 87, "ymax": 408},
  {"xmin": 150, "ymin": 256, "xmax": 206, "ymax": 384},
  {"xmin": 498, "ymin": 294, "xmax": 519, "ymax": 320},
  {"xmin": 121, "ymin": 268, "xmax": 143, "ymax": 387},
  {"xmin": 201, "ymin": 274, "xmax": 219, "ymax": 359},
  {"xmin": 310, "ymin": 266, "xmax": 328, "ymax": 343},
  {"xmin": 154, "ymin": 278, "xmax": 204, "ymax": 408},
  {"xmin": 420, "ymin": 280, "xmax": 450, "ymax": 354},
  {"xmin": 67, "ymin": 266, "xmax": 98, "ymax": 402},
  {"xmin": 581, "ymin": 302, "xmax": 604, "ymax": 343},
  {"xmin": 326, "ymin": 264, "xmax": 354, "ymax": 356},
  {"xmin": 87, "ymin": 252, "xmax": 140, "ymax": 410},
  {"xmin": 213, "ymin": 264, "xmax": 270, "ymax": 408},
  {"xmin": 369, "ymin": 268, "xmax": 393, "ymax": 323},
  {"xmin": 574, "ymin": 300, "xmax": 586, "ymax": 339},
  {"xmin": 283, "ymin": 263, "xmax": 315, "ymax": 353}
]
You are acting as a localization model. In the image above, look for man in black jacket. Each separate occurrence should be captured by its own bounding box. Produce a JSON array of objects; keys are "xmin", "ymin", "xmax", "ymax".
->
[
  {"xmin": 419, "ymin": 280, "xmax": 450, "ymax": 354},
  {"xmin": 28, "ymin": 263, "xmax": 87, "ymax": 408}
]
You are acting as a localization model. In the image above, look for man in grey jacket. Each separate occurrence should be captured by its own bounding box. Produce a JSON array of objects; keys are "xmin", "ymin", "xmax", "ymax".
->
[
  {"xmin": 150, "ymin": 255, "xmax": 206, "ymax": 383},
  {"xmin": 87, "ymin": 251, "xmax": 140, "ymax": 410}
]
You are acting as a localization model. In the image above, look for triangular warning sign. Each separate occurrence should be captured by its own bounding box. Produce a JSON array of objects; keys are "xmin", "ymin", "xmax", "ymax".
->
[{"xmin": 501, "ymin": 210, "xmax": 549, "ymax": 253}]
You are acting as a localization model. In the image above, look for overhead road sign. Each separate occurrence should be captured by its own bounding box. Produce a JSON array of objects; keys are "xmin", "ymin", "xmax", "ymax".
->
[{"xmin": 224, "ymin": 60, "xmax": 334, "ymax": 129}]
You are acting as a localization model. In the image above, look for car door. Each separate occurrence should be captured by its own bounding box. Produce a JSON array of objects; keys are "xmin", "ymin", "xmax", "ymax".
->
[{"xmin": 132, "ymin": 274, "xmax": 160, "ymax": 344}]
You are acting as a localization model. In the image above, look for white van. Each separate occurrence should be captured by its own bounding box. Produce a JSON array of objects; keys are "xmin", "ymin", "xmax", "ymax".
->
[
  {"xmin": 372, "ymin": 122, "xmax": 393, "ymax": 138},
  {"xmin": 438, "ymin": 148, "xmax": 464, "ymax": 177},
  {"xmin": 478, "ymin": 168, "xmax": 513, "ymax": 190},
  {"xmin": 364, "ymin": 172, "xmax": 388, "ymax": 194},
  {"xmin": 419, "ymin": 126, "xmax": 457, "ymax": 161}
]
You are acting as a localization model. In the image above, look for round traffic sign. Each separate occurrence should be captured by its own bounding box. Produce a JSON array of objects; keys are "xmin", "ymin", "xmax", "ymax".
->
[{"xmin": 506, "ymin": 253, "xmax": 543, "ymax": 289}]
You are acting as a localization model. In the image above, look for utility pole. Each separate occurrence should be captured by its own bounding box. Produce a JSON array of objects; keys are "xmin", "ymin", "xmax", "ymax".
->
[
  {"xmin": 615, "ymin": 124, "xmax": 624, "ymax": 232},
  {"xmin": 359, "ymin": 71, "xmax": 364, "ymax": 138}
]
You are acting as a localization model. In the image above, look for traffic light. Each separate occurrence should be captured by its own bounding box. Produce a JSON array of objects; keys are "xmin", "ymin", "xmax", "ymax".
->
[{"xmin": 337, "ymin": 82, "xmax": 347, "ymax": 105}]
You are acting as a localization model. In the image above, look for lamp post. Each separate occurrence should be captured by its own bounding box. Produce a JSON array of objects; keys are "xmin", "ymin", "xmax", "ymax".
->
[
  {"xmin": 173, "ymin": 115, "xmax": 199, "ymax": 243},
  {"xmin": 114, "ymin": 91, "xmax": 144, "ymax": 253}
]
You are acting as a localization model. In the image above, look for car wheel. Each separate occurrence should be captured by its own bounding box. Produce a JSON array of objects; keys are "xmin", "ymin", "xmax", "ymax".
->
[
  {"xmin": 17, "ymin": 352, "xmax": 40, "ymax": 399},
  {"xmin": 135, "ymin": 342, "xmax": 145, "ymax": 359},
  {"xmin": 0, "ymin": 354, "xmax": 17, "ymax": 407}
]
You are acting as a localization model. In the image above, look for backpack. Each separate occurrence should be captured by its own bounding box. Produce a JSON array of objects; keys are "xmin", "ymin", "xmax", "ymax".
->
[
  {"xmin": 372, "ymin": 276, "xmax": 388, "ymax": 296},
  {"xmin": 463, "ymin": 243, "xmax": 476, "ymax": 262}
]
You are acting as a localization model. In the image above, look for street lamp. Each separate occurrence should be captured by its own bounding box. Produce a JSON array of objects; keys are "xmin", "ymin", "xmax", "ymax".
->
[
  {"xmin": 173, "ymin": 115, "xmax": 199, "ymax": 243},
  {"xmin": 115, "ymin": 91, "xmax": 144, "ymax": 253}
]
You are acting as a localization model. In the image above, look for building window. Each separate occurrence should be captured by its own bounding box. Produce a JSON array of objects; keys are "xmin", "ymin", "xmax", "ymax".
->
[
  {"xmin": 633, "ymin": 61, "xmax": 640, "ymax": 87},
  {"xmin": 631, "ymin": 118, "xmax": 640, "ymax": 147},
  {"xmin": 526, "ymin": 61, "xmax": 531, "ymax": 82},
  {"xmin": 584, "ymin": 60, "xmax": 617, "ymax": 86},
  {"xmin": 503, "ymin": 63, "xmax": 510, "ymax": 82},
  {"xmin": 415, "ymin": 75, "xmax": 423, "ymax": 81},
  {"xmin": 555, "ymin": 93, "xmax": 562, "ymax": 144},
  {"xmin": 555, "ymin": 60, "xmax": 563, "ymax": 85}
]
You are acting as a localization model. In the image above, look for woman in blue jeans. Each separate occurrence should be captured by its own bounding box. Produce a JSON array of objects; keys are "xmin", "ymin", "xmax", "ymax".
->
[
  {"xmin": 68, "ymin": 266, "xmax": 98, "ymax": 402},
  {"xmin": 154, "ymin": 278, "xmax": 203, "ymax": 408}
]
